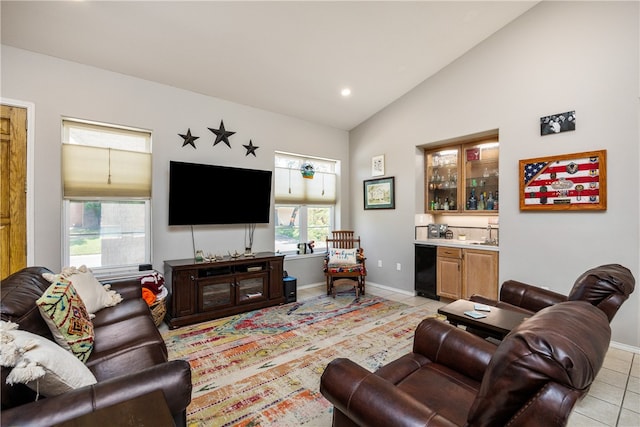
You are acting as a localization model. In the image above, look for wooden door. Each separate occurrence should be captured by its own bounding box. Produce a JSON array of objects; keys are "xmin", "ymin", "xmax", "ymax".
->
[
  {"xmin": 1, "ymin": 105, "xmax": 28, "ymax": 279},
  {"xmin": 463, "ymin": 249, "xmax": 498, "ymax": 299}
]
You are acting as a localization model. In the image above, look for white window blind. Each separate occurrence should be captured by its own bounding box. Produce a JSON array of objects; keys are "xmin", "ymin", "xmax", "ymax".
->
[
  {"xmin": 62, "ymin": 119, "xmax": 151, "ymax": 198},
  {"xmin": 274, "ymin": 153, "xmax": 337, "ymax": 205}
]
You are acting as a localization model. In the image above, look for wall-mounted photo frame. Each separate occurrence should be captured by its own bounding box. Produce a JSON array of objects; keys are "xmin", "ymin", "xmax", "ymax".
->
[
  {"xmin": 520, "ymin": 149, "xmax": 606, "ymax": 211},
  {"xmin": 371, "ymin": 154, "xmax": 385, "ymax": 176},
  {"xmin": 540, "ymin": 110, "xmax": 575, "ymax": 135},
  {"xmin": 364, "ymin": 176, "xmax": 395, "ymax": 210}
]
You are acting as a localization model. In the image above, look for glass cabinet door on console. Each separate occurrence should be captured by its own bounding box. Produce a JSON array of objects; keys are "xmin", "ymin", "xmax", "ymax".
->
[
  {"xmin": 426, "ymin": 148, "xmax": 460, "ymax": 212},
  {"xmin": 198, "ymin": 276, "xmax": 234, "ymax": 312},
  {"xmin": 236, "ymin": 272, "xmax": 268, "ymax": 305},
  {"xmin": 463, "ymin": 141, "xmax": 499, "ymax": 213}
]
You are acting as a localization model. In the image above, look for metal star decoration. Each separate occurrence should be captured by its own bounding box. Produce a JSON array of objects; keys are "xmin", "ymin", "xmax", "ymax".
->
[
  {"xmin": 243, "ymin": 140, "xmax": 259, "ymax": 157},
  {"xmin": 178, "ymin": 128, "xmax": 199, "ymax": 149},
  {"xmin": 208, "ymin": 120, "xmax": 235, "ymax": 148}
]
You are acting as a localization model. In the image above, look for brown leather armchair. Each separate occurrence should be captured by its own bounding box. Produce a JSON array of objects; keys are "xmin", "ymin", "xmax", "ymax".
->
[
  {"xmin": 320, "ymin": 301, "xmax": 611, "ymax": 427},
  {"xmin": 470, "ymin": 263, "xmax": 635, "ymax": 322}
]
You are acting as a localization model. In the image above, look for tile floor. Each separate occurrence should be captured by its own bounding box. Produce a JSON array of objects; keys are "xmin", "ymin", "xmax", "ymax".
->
[{"xmin": 297, "ymin": 283, "xmax": 640, "ymax": 427}]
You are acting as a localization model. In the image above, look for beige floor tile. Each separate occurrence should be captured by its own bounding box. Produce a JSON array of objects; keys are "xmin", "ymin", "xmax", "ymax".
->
[
  {"xmin": 606, "ymin": 348, "xmax": 635, "ymax": 364},
  {"xmin": 631, "ymin": 355, "xmax": 640, "ymax": 378},
  {"xmin": 596, "ymin": 367, "xmax": 630, "ymax": 389},
  {"xmin": 574, "ymin": 395, "xmax": 621, "ymax": 426},
  {"xmin": 617, "ymin": 408, "xmax": 640, "ymax": 427},
  {"xmin": 567, "ymin": 411, "xmax": 609, "ymax": 427},
  {"xmin": 589, "ymin": 380, "xmax": 626, "ymax": 406},
  {"xmin": 602, "ymin": 356, "xmax": 633, "ymax": 376},
  {"xmin": 627, "ymin": 376, "xmax": 640, "ymax": 394},
  {"xmin": 622, "ymin": 390, "xmax": 639, "ymax": 412}
]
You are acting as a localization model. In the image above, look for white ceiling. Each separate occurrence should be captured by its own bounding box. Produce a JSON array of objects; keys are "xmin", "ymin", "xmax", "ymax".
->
[{"xmin": 1, "ymin": 1, "xmax": 537, "ymax": 130}]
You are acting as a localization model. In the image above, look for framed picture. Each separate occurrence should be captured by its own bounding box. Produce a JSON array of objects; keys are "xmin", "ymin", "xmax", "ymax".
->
[
  {"xmin": 364, "ymin": 177, "xmax": 395, "ymax": 210},
  {"xmin": 371, "ymin": 154, "xmax": 385, "ymax": 176},
  {"xmin": 520, "ymin": 149, "xmax": 606, "ymax": 211},
  {"xmin": 540, "ymin": 110, "xmax": 576, "ymax": 135}
]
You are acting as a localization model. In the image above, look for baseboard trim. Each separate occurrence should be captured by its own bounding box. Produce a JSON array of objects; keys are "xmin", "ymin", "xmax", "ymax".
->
[{"xmin": 610, "ymin": 341, "xmax": 640, "ymax": 354}]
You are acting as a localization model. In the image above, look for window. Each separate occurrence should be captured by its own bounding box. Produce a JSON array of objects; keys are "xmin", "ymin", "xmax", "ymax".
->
[
  {"xmin": 274, "ymin": 153, "xmax": 337, "ymax": 254},
  {"xmin": 62, "ymin": 119, "xmax": 152, "ymax": 273}
]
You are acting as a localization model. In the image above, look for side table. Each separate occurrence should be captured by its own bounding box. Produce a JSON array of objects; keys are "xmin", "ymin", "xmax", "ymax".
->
[{"xmin": 437, "ymin": 299, "xmax": 529, "ymax": 340}]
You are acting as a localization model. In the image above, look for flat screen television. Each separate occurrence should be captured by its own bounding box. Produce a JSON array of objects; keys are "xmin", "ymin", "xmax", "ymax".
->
[{"xmin": 168, "ymin": 161, "xmax": 272, "ymax": 225}]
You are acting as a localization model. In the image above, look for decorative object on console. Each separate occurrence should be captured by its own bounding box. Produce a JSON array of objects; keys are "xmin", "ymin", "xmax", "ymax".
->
[
  {"xmin": 520, "ymin": 149, "xmax": 606, "ymax": 211},
  {"xmin": 208, "ymin": 120, "xmax": 235, "ymax": 148},
  {"xmin": 364, "ymin": 176, "xmax": 395, "ymax": 210},
  {"xmin": 243, "ymin": 139, "xmax": 259, "ymax": 157},
  {"xmin": 541, "ymin": 110, "xmax": 575, "ymax": 135},
  {"xmin": 178, "ymin": 128, "xmax": 199, "ymax": 149}
]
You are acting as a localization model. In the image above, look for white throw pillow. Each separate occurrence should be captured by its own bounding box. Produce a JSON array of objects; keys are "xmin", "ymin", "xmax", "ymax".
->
[
  {"xmin": 0, "ymin": 322, "xmax": 97, "ymax": 397},
  {"xmin": 328, "ymin": 248, "xmax": 358, "ymax": 266},
  {"xmin": 43, "ymin": 265, "xmax": 122, "ymax": 317}
]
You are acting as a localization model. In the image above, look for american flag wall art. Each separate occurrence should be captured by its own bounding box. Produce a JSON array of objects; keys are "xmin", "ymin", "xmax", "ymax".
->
[{"xmin": 519, "ymin": 150, "xmax": 607, "ymax": 211}]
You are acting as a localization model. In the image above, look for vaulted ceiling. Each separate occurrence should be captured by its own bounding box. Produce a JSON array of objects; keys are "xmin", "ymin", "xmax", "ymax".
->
[{"xmin": 1, "ymin": 1, "xmax": 537, "ymax": 130}]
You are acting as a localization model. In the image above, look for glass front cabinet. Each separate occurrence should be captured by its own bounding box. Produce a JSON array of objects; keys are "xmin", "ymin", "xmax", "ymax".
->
[{"xmin": 425, "ymin": 138, "xmax": 499, "ymax": 214}]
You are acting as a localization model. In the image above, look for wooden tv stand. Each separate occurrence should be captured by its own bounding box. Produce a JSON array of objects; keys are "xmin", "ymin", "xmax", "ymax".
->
[{"xmin": 164, "ymin": 252, "xmax": 285, "ymax": 328}]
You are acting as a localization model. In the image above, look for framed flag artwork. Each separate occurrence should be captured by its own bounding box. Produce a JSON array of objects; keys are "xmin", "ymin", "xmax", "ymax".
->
[{"xmin": 520, "ymin": 150, "xmax": 606, "ymax": 211}]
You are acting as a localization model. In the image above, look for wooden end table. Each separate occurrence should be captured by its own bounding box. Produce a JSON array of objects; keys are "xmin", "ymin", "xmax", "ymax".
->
[{"xmin": 437, "ymin": 299, "xmax": 529, "ymax": 340}]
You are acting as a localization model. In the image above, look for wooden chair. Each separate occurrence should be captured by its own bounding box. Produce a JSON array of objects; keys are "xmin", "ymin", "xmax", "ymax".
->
[{"xmin": 324, "ymin": 231, "xmax": 366, "ymax": 298}]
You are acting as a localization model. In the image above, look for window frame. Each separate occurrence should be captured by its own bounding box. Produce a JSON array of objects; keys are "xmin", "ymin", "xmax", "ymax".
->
[
  {"xmin": 274, "ymin": 204, "xmax": 334, "ymax": 255},
  {"xmin": 61, "ymin": 118, "xmax": 152, "ymax": 274}
]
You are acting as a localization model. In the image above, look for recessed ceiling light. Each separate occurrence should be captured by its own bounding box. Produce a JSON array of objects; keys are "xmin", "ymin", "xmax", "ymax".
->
[{"xmin": 341, "ymin": 88, "xmax": 351, "ymax": 97}]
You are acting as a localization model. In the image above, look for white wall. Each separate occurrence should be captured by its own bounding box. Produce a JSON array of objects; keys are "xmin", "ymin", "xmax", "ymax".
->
[
  {"xmin": 1, "ymin": 46, "xmax": 349, "ymax": 273},
  {"xmin": 350, "ymin": 1, "xmax": 639, "ymax": 347}
]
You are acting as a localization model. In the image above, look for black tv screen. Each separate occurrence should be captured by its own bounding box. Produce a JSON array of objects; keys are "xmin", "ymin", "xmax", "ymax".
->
[{"xmin": 169, "ymin": 161, "xmax": 272, "ymax": 225}]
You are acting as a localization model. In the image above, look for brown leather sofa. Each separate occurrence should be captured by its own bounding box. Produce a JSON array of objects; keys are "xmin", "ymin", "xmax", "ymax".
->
[
  {"xmin": 320, "ymin": 300, "xmax": 611, "ymax": 427},
  {"xmin": 470, "ymin": 263, "xmax": 635, "ymax": 322},
  {"xmin": 1, "ymin": 266, "xmax": 192, "ymax": 427}
]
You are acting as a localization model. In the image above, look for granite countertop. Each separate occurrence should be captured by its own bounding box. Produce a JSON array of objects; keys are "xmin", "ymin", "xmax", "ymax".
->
[{"xmin": 414, "ymin": 238, "xmax": 499, "ymax": 252}]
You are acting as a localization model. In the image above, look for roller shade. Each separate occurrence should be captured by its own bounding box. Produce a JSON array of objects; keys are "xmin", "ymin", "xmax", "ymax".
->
[
  {"xmin": 62, "ymin": 144, "xmax": 151, "ymax": 198},
  {"xmin": 274, "ymin": 153, "xmax": 337, "ymax": 205}
]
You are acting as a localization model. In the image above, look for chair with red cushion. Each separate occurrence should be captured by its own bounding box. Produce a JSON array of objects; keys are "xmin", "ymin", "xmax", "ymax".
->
[{"xmin": 324, "ymin": 231, "xmax": 366, "ymax": 298}]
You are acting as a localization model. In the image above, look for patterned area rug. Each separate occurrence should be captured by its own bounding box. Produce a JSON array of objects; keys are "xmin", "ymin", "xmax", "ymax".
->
[{"xmin": 163, "ymin": 291, "xmax": 440, "ymax": 426}]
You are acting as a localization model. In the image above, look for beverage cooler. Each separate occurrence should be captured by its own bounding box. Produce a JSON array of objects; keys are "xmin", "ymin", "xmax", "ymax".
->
[{"xmin": 415, "ymin": 244, "xmax": 438, "ymax": 300}]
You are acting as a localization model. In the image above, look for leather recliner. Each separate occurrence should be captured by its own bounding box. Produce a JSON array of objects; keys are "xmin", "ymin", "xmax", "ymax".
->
[
  {"xmin": 470, "ymin": 263, "xmax": 635, "ymax": 322},
  {"xmin": 320, "ymin": 300, "xmax": 611, "ymax": 427}
]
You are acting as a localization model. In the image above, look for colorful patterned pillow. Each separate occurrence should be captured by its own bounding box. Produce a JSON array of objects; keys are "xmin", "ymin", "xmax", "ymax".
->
[
  {"xmin": 328, "ymin": 248, "xmax": 358, "ymax": 266},
  {"xmin": 36, "ymin": 280, "xmax": 94, "ymax": 363}
]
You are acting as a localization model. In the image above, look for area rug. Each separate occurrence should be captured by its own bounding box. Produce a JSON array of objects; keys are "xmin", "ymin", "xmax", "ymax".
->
[{"xmin": 163, "ymin": 291, "xmax": 440, "ymax": 427}]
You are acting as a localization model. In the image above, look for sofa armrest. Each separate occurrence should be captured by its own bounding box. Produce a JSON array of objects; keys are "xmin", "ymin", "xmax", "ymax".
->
[
  {"xmin": 321, "ymin": 358, "xmax": 458, "ymax": 427},
  {"xmin": 412, "ymin": 318, "xmax": 497, "ymax": 382},
  {"xmin": 1, "ymin": 360, "xmax": 192, "ymax": 427},
  {"xmin": 500, "ymin": 280, "xmax": 567, "ymax": 312},
  {"xmin": 101, "ymin": 277, "xmax": 143, "ymax": 300}
]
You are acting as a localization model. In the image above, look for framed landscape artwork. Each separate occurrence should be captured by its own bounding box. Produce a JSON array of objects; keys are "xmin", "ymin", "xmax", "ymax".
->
[
  {"xmin": 519, "ymin": 149, "xmax": 606, "ymax": 211},
  {"xmin": 364, "ymin": 177, "xmax": 395, "ymax": 210}
]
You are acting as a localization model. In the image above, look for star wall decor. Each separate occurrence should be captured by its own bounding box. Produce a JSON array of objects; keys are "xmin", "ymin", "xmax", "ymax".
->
[
  {"xmin": 243, "ymin": 140, "xmax": 259, "ymax": 157},
  {"xmin": 208, "ymin": 120, "xmax": 235, "ymax": 148},
  {"xmin": 178, "ymin": 128, "xmax": 199, "ymax": 149}
]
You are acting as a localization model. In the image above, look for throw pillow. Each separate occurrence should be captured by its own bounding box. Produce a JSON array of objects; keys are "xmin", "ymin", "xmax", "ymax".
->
[
  {"xmin": 36, "ymin": 280, "xmax": 95, "ymax": 363},
  {"xmin": 328, "ymin": 248, "xmax": 358, "ymax": 266},
  {"xmin": 43, "ymin": 265, "xmax": 122, "ymax": 318},
  {"xmin": 0, "ymin": 322, "xmax": 97, "ymax": 397}
]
